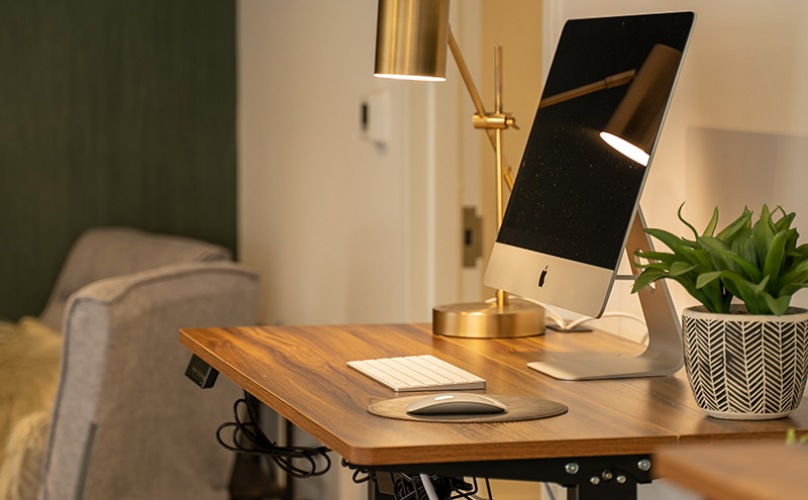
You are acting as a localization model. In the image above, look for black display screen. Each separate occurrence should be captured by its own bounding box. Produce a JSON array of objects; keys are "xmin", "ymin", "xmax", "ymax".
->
[{"xmin": 497, "ymin": 12, "xmax": 694, "ymax": 270}]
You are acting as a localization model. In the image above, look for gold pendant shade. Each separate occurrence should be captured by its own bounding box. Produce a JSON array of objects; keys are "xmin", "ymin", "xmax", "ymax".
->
[{"xmin": 374, "ymin": 0, "xmax": 450, "ymax": 81}]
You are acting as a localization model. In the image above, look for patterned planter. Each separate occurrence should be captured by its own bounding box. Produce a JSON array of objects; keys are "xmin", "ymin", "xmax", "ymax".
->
[{"xmin": 681, "ymin": 305, "xmax": 808, "ymax": 420}]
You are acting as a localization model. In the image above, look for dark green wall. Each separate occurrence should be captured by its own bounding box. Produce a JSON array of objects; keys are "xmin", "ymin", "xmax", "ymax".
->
[{"xmin": 0, "ymin": 0, "xmax": 237, "ymax": 321}]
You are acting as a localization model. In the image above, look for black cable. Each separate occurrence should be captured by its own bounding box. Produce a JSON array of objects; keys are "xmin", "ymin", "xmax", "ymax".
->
[
  {"xmin": 387, "ymin": 473, "xmax": 481, "ymax": 500},
  {"xmin": 216, "ymin": 395, "xmax": 332, "ymax": 478},
  {"xmin": 448, "ymin": 476, "xmax": 479, "ymax": 499},
  {"xmin": 342, "ymin": 458, "xmax": 372, "ymax": 484}
]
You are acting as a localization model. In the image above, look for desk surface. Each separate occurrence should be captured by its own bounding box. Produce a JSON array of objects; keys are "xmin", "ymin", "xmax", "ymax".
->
[
  {"xmin": 656, "ymin": 442, "xmax": 808, "ymax": 500},
  {"xmin": 180, "ymin": 323, "xmax": 808, "ymax": 467}
]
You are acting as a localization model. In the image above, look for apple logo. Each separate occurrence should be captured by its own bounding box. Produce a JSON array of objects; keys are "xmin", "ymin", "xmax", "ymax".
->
[{"xmin": 538, "ymin": 265, "xmax": 549, "ymax": 287}]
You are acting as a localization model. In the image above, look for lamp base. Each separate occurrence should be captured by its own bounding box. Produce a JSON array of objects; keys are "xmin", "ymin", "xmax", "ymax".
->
[{"xmin": 433, "ymin": 298, "xmax": 545, "ymax": 338}]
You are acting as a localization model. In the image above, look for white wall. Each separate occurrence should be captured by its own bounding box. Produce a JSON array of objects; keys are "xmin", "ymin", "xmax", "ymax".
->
[
  {"xmin": 237, "ymin": 1, "xmax": 462, "ymax": 497},
  {"xmin": 239, "ymin": 0, "xmax": 416, "ymax": 327}
]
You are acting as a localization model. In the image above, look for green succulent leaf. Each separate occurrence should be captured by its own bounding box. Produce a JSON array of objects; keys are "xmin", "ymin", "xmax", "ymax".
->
[
  {"xmin": 794, "ymin": 244, "xmax": 808, "ymax": 260},
  {"xmin": 632, "ymin": 250, "xmax": 679, "ymax": 267},
  {"xmin": 644, "ymin": 228, "xmax": 696, "ymax": 254},
  {"xmin": 634, "ymin": 263, "xmax": 675, "ymax": 276},
  {"xmin": 754, "ymin": 275, "xmax": 771, "ymax": 293},
  {"xmin": 670, "ymin": 261, "xmax": 698, "ymax": 277},
  {"xmin": 776, "ymin": 259, "xmax": 808, "ymax": 291},
  {"xmin": 774, "ymin": 207, "xmax": 796, "ymax": 232},
  {"xmin": 677, "ymin": 203, "xmax": 700, "ymax": 240},
  {"xmin": 716, "ymin": 207, "xmax": 753, "ymax": 242},
  {"xmin": 780, "ymin": 282, "xmax": 808, "ymax": 298},
  {"xmin": 752, "ymin": 205, "xmax": 777, "ymax": 263},
  {"xmin": 702, "ymin": 232, "xmax": 768, "ymax": 282},
  {"xmin": 697, "ymin": 236, "xmax": 760, "ymax": 279},
  {"xmin": 764, "ymin": 294, "xmax": 792, "ymax": 316},
  {"xmin": 702, "ymin": 206, "xmax": 720, "ymax": 237},
  {"xmin": 762, "ymin": 230, "xmax": 789, "ymax": 286},
  {"xmin": 730, "ymin": 227, "xmax": 759, "ymax": 268},
  {"xmin": 718, "ymin": 272, "xmax": 769, "ymax": 314},
  {"xmin": 672, "ymin": 275, "xmax": 721, "ymax": 312},
  {"xmin": 631, "ymin": 269, "xmax": 667, "ymax": 293},
  {"xmin": 695, "ymin": 271, "xmax": 723, "ymax": 289},
  {"xmin": 634, "ymin": 204, "xmax": 807, "ymax": 315}
]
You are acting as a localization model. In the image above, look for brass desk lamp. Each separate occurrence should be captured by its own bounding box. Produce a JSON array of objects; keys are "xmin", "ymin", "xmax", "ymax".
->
[{"xmin": 374, "ymin": 0, "xmax": 544, "ymax": 338}]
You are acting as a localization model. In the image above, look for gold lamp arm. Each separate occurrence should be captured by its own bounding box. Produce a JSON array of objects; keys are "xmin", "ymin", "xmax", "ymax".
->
[
  {"xmin": 446, "ymin": 26, "xmax": 518, "ymax": 310},
  {"xmin": 447, "ymin": 27, "xmax": 516, "ymax": 192}
]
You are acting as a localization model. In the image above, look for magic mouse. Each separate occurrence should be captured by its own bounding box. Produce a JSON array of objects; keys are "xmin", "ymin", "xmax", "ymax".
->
[{"xmin": 405, "ymin": 393, "xmax": 507, "ymax": 415}]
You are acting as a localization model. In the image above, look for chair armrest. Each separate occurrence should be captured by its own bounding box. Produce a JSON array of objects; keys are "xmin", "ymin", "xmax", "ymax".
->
[
  {"xmin": 40, "ymin": 228, "xmax": 232, "ymax": 330},
  {"xmin": 41, "ymin": 261, "xmax": 259, "ymax": 500}
]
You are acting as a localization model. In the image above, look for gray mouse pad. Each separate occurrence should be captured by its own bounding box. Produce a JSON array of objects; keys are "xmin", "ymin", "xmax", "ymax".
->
[{"xmin": 367, "ymin": 395, "xmax": 568, "ymax": 423}]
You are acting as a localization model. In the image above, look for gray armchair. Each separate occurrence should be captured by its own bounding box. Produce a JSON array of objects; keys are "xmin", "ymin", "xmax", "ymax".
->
[{"xmin": 21, "ymin": 228, "xmax": 259, "ymax": 500}]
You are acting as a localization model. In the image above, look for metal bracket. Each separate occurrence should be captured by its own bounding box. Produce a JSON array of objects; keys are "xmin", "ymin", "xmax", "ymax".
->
[{"xmin": 350, "ymin": 453, "xmax": 654, "ymax": 500}]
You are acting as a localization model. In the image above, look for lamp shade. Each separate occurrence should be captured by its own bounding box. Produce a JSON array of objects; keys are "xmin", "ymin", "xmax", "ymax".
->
[
  {"xmin": 600, "ymin": 44, "xmax": 682, "ymax": 166},
  {"xmin": 374, "ymin": 0, "xmax": 450, "ymax": 81}
]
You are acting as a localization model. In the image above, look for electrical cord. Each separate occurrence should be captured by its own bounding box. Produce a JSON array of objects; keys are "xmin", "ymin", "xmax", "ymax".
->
[
  {"xmin": 562, "ymin": 311, "xmax": 647, "ymax": 340},
  {"xmin": 491, "ymin": 295, "xmax": 649, "ymax": 342},
  {"xmin": 216, "ymin": 395, "xmax": 332, "ymax": 478},
  {"xmin": 348, "ymin": 469, "xmax": 485, "ymax": 500},
  {"xmin": 342, "ymin": 459, "xmax": 372, "ymax": 484}
]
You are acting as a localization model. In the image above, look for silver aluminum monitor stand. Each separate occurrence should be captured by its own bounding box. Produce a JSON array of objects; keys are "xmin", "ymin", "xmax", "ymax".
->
[{"xmin": 527, "ymin": 209, "xmax": 683, "ymax": 380}]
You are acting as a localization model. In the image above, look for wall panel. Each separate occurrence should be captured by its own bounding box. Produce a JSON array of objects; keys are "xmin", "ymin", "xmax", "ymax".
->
[{"xmin": 0, "ymin": 0, "xmax": 236, "ymax": 321}]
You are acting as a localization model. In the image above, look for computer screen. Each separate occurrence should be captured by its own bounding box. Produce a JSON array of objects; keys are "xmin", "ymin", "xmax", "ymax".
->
[{"xmin": 485, "ymin": 12, "xmax": 695, "ymax": 318}]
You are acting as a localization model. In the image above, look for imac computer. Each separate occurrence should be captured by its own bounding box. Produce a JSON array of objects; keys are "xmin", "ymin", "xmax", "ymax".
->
[{"xmin": 484, "ymin": 12, "xmax": 696, "ymax": 379}]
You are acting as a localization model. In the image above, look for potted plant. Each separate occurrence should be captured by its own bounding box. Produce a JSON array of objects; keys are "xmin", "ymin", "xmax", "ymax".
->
[{"xmin": 632, "ymin": 204, "xmax": 808, "ymax": 420}]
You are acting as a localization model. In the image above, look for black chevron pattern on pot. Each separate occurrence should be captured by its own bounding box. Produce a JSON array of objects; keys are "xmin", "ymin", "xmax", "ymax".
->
[
  {"xmin": 794, "ymin": 321, "xmax": 808, "ymax": 407},
  {"xmin": 681, "ymin": 309, "xmax": 808, "ymax": 418},
  {"xmin": 724, "ymin": 320, "xmax": 762, "ymax": 413},
  {"xmin": 682, "ymin": 315, "xmax": 728, "ymax": 411},
  {"xmin": 705, "ymin": 317, "xmax": 728, "ymax": 411},
  {"xmin": 763, "ymin": 320, "xmax": 791, "ymax": 413},
  {"xmin": 681, "ymin": 315, "xmax": 704, "ymax": 406}
]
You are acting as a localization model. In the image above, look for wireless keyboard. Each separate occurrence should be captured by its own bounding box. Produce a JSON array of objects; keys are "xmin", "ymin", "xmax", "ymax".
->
[{"xmin": 347, "ymin": 354, "xmax": 486, "ymax": 392}]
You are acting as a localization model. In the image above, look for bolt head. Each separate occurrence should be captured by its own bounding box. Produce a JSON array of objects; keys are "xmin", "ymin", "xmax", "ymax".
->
[
  {"xmin": 616, "ymin": 475, "xmax": 627, "ymax": 485},
  {"xmin": 564, "ymin": 462, "xmax": 579, "ymax": 475},
  {"xmin": 590, "ymin": 476, "xmax": 601, "ymax": 485},
  {"xmin": 637, "ymin": 459, "xmax": 652, "ymax": 472}
]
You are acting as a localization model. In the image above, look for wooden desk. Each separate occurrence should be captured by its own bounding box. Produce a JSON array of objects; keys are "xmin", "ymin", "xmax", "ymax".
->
[
  {"xmin": 180, "ymin": 323, "xmax": 808, "ymax": 499},
  {"xmin": 656, "ymin": 442, "xmax": 808, "ymax": 500}
]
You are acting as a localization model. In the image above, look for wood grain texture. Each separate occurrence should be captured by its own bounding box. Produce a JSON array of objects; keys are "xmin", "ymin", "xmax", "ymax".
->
[
  {"xmin": 179, "ymin": 324, "xmax": 808, "ymax": 466},
  {"xmin": 656, "ymin": 442, "xmax": 808, "ymax": 500}
]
